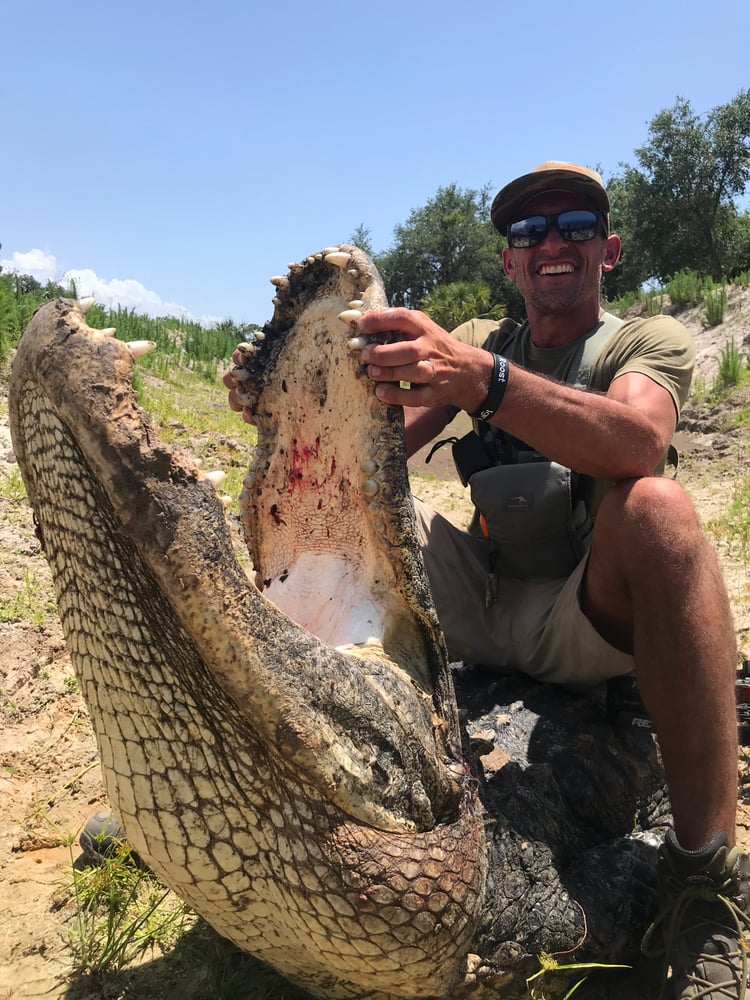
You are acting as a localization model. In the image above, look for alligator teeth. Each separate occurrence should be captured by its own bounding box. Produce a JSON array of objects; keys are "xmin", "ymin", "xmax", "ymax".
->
[
  {"xmin": 269, "ymin": 276, "xmax": 288, "ymax": 287},
  {"xmin": 77, "ymin": 297, "xmax": 96, "ymax": 313},
  {"xmin": 253, "ymin": 331, "xmax": 266, "ymax": 341},
  {"xmin": 361, "ymin": 479, "xmax": 379, "ymax": 497},
  {"xmin": 288, "ymin": 262, "xmax": 303, "ymax": 273},
  {"xmin": 272, "ymin": 297, "xmax": 281, "ymax": 306},
  {"xmin": 368, "ymin": 501, "xmax": 382, "ymax": 513},
  {"xmin": 320, "ymin": 246, "xmax": 341, "ymax": 255},
  {"xmin": 126, "ymin": 340, "xmax": 156, "ymax": 358},
  {"xmin": 100, "ymin": 327, "xmax": 116, "ymax": 336},
  {"xmin": 204, "ymin": 471, "xmax": 227, "ymax": 487},
  {"xmin": 360, "ymin": 459, "xmax": 378, "ymax": 475},
  {"xmin": 347, "ymin": 337, "xmax": 368, "ymax": 350},
  {"xmin": 306, "ymin": 256, "xmax": 317, "ymax": 264},
  {"xmin": 324, "ymin": 251, "xmax": 351, "ymax": 269},
  {"xmin": 230, "ymin": 366, "xmax": 251, "ymax": 382},
  {"xmin": 347, "ymin": 269, "xmax": 360, "ymax": 278},
  {"xmin": 234, "ymin": 389, "xmax": 256, "ymax": 405},
  {"xmin": 338, "ymin": 309, "xmax": 363, "ymax": 325},
  {"xmin": 219, "ymin": 494, "xmax": 233, "ymax": 508},
  {"xmin": 348, "ymin": 300, "xmax": 364, "ymax": 309},
  {"xmin": 237, "ymin": 341, "xmax": 259, "ymax": 356}
]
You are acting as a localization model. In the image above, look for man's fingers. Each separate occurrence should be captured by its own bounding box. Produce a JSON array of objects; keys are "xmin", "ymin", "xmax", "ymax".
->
[{"xmin": 356, "ymin": 307, "xmax": 422, "ymax": 337}]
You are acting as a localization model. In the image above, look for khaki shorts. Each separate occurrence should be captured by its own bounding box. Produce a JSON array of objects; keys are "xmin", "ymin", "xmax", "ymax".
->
[{"xmin": 413, "ymin": 497, "xmax": 634, "ymax": 687}]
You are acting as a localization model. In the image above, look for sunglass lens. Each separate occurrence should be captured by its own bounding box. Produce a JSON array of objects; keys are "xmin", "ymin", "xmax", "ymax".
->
[
  {"xmin": 508, "ymin": 215, "xmax": 548, "ymax": 248},
  {"xmin": 557, "ymin": 210, "xmax": 599, "ymax": 241}
]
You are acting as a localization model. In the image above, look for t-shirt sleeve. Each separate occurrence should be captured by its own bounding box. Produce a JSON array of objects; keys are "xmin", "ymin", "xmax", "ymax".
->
[{"xmin": 593, "ymin": 315, "xmax": 696, "ymax": 418}]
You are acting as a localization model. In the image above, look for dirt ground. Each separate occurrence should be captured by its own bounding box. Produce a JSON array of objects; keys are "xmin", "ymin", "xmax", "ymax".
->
[{"xmin": 1, "ymin": 291, "xmax": 749, "ymax": 998}]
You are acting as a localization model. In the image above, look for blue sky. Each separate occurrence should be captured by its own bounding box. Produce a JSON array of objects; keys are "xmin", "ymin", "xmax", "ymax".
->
[{"xmin": 2, "ymin": 0, "xmax": 747, "ymax": 327}]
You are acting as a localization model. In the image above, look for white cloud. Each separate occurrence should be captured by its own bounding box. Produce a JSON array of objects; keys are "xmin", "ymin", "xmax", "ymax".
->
[
  {"xmin": 1, "ymin": 248, "xmax": 209, "ymax": 323},
  {"xmin": 1, "ymin": 248, "xmax": 58, "ymax": 284}
]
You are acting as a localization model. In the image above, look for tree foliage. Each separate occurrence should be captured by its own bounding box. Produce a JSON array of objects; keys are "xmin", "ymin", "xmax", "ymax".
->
[
  {"xmin": 374, "ymin": 184, "xmax": 508, "ymax": 310},
  {"xmin": 607, "ymin": 90, "xmax": 750, "ymax": 291}
]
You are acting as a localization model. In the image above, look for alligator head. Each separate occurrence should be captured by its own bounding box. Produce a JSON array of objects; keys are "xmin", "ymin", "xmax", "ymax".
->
[{"xmin": 8, "ymin": 246, "xmax": 667, "ymax": 999}]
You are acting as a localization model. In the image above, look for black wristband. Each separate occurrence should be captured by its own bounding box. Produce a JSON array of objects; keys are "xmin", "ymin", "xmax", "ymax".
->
[{"xmin": 468, "ymin": 353, "xmax": 509, "ymax": 421}]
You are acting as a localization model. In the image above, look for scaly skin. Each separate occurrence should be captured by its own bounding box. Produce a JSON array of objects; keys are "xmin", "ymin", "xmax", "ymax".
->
[{"xmin": 8, "ymin": 246, "xmax": 668, "ymax": 999}]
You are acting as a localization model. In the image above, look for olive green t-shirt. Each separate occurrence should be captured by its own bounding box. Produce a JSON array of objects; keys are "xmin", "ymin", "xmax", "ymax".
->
[
  {"xmin": 451, "ymin": 312, "xmax": 696, "ymax": 509},
  {"xmin": 452, "ymin": 313, "xmax": 695, "ymax": 419}
]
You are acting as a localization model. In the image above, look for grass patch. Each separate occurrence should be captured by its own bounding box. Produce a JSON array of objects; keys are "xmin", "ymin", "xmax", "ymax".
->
[
  {"xmin": 708, "ymin": 472, "xmax": 750, "ymax": 564},
  {"xmin": 66, "ymin": 848, "xmax": 191, "ymax": 977},
  {"xmin": 135, "ymin": 368, "xmax": 256, "ymax": 515},
  {"xmin": 0, "ymin": 564, "xmax": 57, "ymax": 623}
]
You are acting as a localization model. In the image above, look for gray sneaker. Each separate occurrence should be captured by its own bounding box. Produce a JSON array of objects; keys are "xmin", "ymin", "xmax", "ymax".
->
[{"xmin": 642, "ymin": 829, "xmax": 750, "ymax": 999}]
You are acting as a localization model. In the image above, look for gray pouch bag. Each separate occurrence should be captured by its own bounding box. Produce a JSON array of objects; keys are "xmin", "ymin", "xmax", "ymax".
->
[{"xmin": 469, "ymin": 461, "xmax": 592, "ymax": 580}]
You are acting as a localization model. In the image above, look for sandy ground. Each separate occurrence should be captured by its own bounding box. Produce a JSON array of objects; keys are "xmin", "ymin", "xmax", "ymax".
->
[{"xmin": 0, "ymin": 289, "xmax": 748, "ymax": 998}]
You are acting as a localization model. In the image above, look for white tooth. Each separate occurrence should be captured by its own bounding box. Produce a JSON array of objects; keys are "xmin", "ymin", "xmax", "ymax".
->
[
  {"xmin": 230, "ymin": 367, "xmax": 250, "ymax": 382},
  {"xmin": 204, "ymin": 471, "xmax": 227, "ymax": 486},
  {"xmin": 324, "ymin": 251, "xmax": 351, "ymax": 269},
  {"xmin": 100, "ymin": 327, "xmax": 116, "ymax": 336},
  {"xmin": 306, "ymin": 256, "xmax": 317, "ymax": 264},
  {"xmin": 272, "ymin": 296, "xmax": 280, "ymax": 306},
  {"xmin": 194, "ymin": 458, "xmax": 203, "ymax": 468},
  {"xmin": 361, "ymin": 459, "xmax": 378, "ymax": 475},
  {"xmin": 348, "ymin": 336, "xmax": 368, "ymax": 350},
  {"xmin": 321, "ymin": 246, "xmax": 341, "ymax": 255},
  {"xmin": 347, "ymin": 269, "xmax": 360, "ymax": 277},
  {"xmin": 126, "ymin": 340, "xmax": 156, "ymax": 358},
  {"xmin": 253, "ymin": 331, "xmax": 266, "ymax": 341},
  {"xmin": 219, "ymin": 494, "xmax": 233, "ymax": 508},
  {"xmin": 288, "ymin": 262, "xmax": 303, "ymax": 273},
  {"xmin": 77, "ymin": 297, "xmax": 96, "ymax": 313},
  {"xmin": 338, "ymin": 309, "xmax": 363, "ymax": 325},
  {"xmin": 348, "ymin": 300, "xmax": 364, "ymax": 309},
  {"xmin": 269, "ymin": 275, "xmax": 288, "ymax": 286},
  {"xmin": 362, "ymin": 479, "xmax": 379, "ymax": 497}
]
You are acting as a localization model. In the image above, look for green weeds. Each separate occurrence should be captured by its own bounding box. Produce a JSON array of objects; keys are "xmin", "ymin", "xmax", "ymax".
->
[
  {"xmin": 703, "ymin": 283, "xmax": 728, "ymax": 327},
  {"xmin": 66, "ymin": 847, "xmax": 190, "ymax": 976},
  {"xmin": 0, "ymin": 565, "xmax": 56, "ymax": 623},
  {"xmin": 708, "ymin": 472, "xmax": 750, "ymax": 564}
]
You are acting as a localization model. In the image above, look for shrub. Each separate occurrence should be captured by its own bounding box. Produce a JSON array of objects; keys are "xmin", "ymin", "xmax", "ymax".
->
[{"xmin": 703, "ymin": 284, "xmax": 728, "ymax": 327}]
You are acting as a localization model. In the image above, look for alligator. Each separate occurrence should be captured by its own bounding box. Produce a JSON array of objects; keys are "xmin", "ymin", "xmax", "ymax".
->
[{"xmin": 8, "ymin": 245, "xmax": 668, "ymax": 999}]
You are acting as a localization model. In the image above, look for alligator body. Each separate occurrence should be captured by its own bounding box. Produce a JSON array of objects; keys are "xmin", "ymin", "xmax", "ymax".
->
[{"xmin": 8, "ymin": 246, "xmax": 668, "ymax": 998}]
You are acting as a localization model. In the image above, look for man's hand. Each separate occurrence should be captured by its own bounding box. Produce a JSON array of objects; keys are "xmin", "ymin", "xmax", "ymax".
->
[{"xmin": 355, "ymin": 308, "xmax": 493, "ymax": 415}]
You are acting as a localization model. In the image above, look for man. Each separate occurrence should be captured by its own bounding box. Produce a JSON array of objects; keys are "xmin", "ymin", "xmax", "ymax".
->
[
  {"xmin": 354, "ymin": 162, "xmax": 750, "ymax": 1000},
  {"xmin": 226, "ymin": 162, "xmax": 749, "ymax": 998}
]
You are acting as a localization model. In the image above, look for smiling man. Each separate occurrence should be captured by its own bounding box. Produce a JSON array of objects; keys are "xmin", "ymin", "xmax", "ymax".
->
[{"xmin": 354, "ymin": 161, "xmax": 750, "ymax": 1000}]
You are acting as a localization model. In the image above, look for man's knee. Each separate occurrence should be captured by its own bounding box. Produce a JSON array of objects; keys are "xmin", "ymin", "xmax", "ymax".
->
[{"xmin": 593, "ymin": 476, "xmax": 704, "ymax": 567}]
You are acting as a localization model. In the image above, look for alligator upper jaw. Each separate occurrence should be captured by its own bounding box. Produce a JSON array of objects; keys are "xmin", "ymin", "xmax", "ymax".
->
[{"xmin": 8, "ymin": 292, "xmax": 465, "ymax": 833}]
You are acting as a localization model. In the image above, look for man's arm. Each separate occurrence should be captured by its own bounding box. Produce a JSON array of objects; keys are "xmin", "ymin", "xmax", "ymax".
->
[{"xmin": 357, "ymin": 308, "xmax": 678, "ymax": 481}]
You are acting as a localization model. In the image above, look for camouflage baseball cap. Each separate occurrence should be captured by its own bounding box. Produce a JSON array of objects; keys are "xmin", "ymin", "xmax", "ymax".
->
[{"xmin": 491, "ymin": 161, "xmax": 610, "ymax": 234}]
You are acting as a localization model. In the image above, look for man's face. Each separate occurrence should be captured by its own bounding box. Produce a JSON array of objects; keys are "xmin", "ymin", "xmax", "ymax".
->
[{"xmin": 501, "ymin": 191, "xmax": 620, "ymax": 317}]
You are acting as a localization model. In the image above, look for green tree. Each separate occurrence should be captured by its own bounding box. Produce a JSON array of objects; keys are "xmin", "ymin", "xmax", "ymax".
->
[
  {"xmin": 421, "ymin": 280, "xmax": 506, "ymax": 331},
  {"xmin": 349, "ymin": 224, "xmax": 374, "ymax": 257},
  {"xmin": 374, "ymin": 183, "xmax": 507, "ymax": 311},
  {"xmin": 611, "ymin": 91, "xmax": 750, "ymax": 286}
]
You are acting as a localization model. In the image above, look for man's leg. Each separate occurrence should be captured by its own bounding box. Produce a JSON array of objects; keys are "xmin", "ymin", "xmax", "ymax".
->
[
  {"xmin": 583, "ymin": 475, "xmax": 749, "ymax": 999},
  {"xmin": 582, "ymin": 475, "xmax": 737, "ymax": 849}
]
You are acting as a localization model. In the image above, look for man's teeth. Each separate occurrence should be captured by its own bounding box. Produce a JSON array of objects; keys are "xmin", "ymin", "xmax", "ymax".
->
[{"xmin": 539, "ymin": 263, "xmax": 574, "ymax": 275}]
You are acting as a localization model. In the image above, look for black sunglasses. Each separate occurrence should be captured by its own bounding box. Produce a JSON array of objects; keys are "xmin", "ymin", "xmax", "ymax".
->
[{"xmin": 507, "ymin": 210, "xmax": 604, "ymax": 249}]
